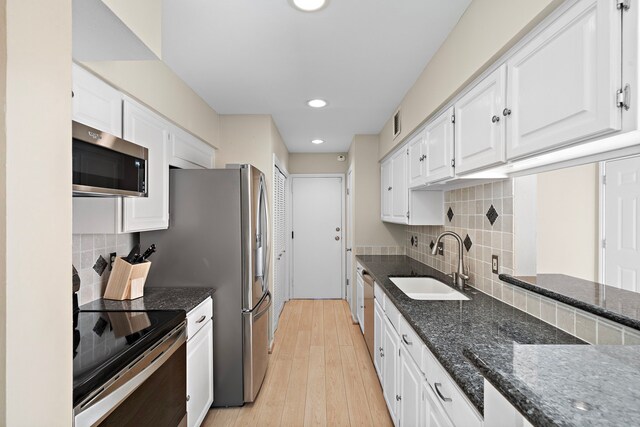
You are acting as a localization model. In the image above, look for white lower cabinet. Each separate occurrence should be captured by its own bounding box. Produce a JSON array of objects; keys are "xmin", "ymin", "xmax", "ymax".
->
[
  {"xmin": 357, "ymin": 275, "xmax": 364, "ymax": 333},
  {"xmin": 186, "ymin": 298, "xmax": 214, "ymax": 427},
  {"xmin": 376, "ymin": 296, "xmax": 483, "ymax": 427},
  {"xmin": 398, "ymin": 345, "xmax": 422, "ymax": 426},
  {"xmin": 382, "ymin": 315, "xmax": 399, "ymax": 425},
  {"xmin": 374, "ymin": 298, "xmax": 384, "ymax": 382},
  {"xmin": 484, "ymin": 379, "xmax": 533, "ymax": 427}
]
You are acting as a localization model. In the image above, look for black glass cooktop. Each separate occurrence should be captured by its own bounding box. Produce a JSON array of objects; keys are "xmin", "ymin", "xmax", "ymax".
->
[{"xmin": 73, "ymin": 310, "xmax": 185, "ymax": 406}]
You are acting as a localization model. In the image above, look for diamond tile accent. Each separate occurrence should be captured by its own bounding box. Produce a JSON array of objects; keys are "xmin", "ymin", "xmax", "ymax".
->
[
  {"xmin": 464, "ymin": 234, "xmax": 472, "ymax": 252},
  {"xmin": 429, "ymin": 240, "xmax": 435, "ymax": 250},
  {"xmin": 486, "ymin": 204, "xmax": 499, "ymax": 226},
  {"xmin": 93, "ymin": 255, "xmax": 108, "ymax": 276},
  {"xmin": 447, "ymin": 207, "xmax": 454, "ymax": 222}
]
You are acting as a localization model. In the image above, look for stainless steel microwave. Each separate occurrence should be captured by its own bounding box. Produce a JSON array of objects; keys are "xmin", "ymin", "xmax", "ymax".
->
[{"xmin": 72, "ymin": 121, "xmax": 148, "ymax": 197}]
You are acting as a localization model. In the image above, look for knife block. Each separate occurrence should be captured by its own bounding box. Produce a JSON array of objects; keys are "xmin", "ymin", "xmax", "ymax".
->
[{"xmin": 103, "ymin": 257, "xmax": 151, "ymax": 300}]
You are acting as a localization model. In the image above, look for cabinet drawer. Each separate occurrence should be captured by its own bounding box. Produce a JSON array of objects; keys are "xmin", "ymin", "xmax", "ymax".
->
[
  {"xmin": 398, "ymin": 316, "xmax": 422, "ymax": 369},
  {"xmin": 374, "ymin": 282, "xmax": 385, "ymax": 308},
  {"xmin": 422, "ymin": 348, "xmax": 482, "ymax": 427},
  {"xmin": 187, "ymin": 297, "xmax": 213, "ymax": 340},
  {"xmin": 384, "ymin": 298, "xmax": 400, "ymax": 331}
]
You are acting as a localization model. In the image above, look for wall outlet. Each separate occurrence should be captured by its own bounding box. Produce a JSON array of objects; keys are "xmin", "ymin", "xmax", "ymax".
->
[
  {"xmin": 109, "ymin": 252, "xmax": 117, "ymax": 271},
  {"xmin": 437, "ymin": 241, "xmax": 444, "ymax": 256},
  {"xmin": 492, "ymin": 255, "xmax": 499, "ymax": 274}
]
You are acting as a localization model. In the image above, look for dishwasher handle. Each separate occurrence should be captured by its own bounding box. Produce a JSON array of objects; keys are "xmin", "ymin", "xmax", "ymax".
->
[{"xmin": 362, "ymin": 272, "xmax": 375, "ymax": 286}]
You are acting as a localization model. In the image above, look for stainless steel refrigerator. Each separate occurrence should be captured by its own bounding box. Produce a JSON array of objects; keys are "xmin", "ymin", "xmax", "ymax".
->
[{"xmin": 141, "ymin": 164, "xmax": 271, "ymax": 407}]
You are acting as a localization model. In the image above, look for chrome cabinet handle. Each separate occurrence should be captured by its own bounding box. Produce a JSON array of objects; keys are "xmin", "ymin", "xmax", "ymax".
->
[
  {"xmin": 434, "ymin": 383, "xmax": 452, "ymax": 402},
  {"xmin": 196, "ymin": 315, "xmax": 206, "ymax": 324},
  {"xmin": 503, "ymin": 108, "xmax": 511, "ymax": 116},
  {"xmin": 402, "ymin": 334, "xmax": 412, "ymax": 345},
  {"xmin": 388, "ymin": 186, "xmax": 392, "ymax": 191},
  {"xmin": 491, "ymin": 115, "xmax": 500, "ymax": 123}
]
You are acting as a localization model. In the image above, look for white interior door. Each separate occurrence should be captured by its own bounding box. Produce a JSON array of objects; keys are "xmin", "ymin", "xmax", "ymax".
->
[
  {"xmin": 604, "ymin": 156, "xmax": 640, "ymax": 292},
  {"xmin": 292, "ymin": 176, "xmax": 343, "ymax": 299}
]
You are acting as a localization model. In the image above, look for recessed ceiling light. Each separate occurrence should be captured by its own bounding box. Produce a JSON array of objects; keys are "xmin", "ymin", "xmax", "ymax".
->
[
  {"xmin": 290, "ymin": 0, "xmax": 328, "ymax": 12},
  {"xmin": 311, "ymin": 139, "xmax": 325, "ymax": 144},
  {"xmin": 307, "ymin": 99, "xmax": 327, "ymax": 108}
]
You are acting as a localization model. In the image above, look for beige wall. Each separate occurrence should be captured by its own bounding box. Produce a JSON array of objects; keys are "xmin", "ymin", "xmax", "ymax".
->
[
  {"xmin": 82, "ymin": 60, "xmax": 220, "ymax": 149},
  {"xmin": 379, "ymin": 0, "xmax": 563, "ymax": 159},
  {"xmin": 101, "ymin": 0, "xmax": 162, "ymax": 58},
  {"xmin": 350, "ymin": 135, "xmax": 404, "ymax": 246},
  {"xmin": 536, "ymin": 164, "xmax": 600, "ymax": 281},
  {"xmin": 3, "ymin": 0, "xmax": 72, "ymax": 424},
  {"xmin": 288, "ymin": 153, "xmax": 348, "ymax": 174}
]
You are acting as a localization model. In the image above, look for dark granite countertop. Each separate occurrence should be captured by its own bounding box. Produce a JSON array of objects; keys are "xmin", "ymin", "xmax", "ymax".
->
[
  {"xmin": 500, "ymin": 274, "xmax": 640, "ymax": 331},
  {"xmin": 80, "ymin": 287, "xmax": 214, "ymax": 313},
  {"xmin": 465, "ymin": 344, "xmax": 640, "ymax": 427},
  {"xmin": 356, "ymin": 255, "xmax": 584, "ymax": 415}
]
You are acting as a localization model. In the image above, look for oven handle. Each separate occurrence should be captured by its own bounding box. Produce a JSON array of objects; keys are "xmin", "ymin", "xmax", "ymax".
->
[{"xmin": 74, "ymin": 322, "xmax": 186, "ymax": 427}]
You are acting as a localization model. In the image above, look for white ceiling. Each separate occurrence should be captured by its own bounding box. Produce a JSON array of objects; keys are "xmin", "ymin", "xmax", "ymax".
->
[{"xmin": 162, "ymin": 0, "xmax": 471, "ymax": 153}]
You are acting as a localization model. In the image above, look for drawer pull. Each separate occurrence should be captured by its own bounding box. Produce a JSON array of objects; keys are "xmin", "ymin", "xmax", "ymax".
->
[
  {"xmin": 402, "ymin": 334, "xmax": 412, "ymax": 345},
  {"xmin": 196, "ymin": 315, "xmax": 207, "ymax": 324},
  {"xmin": 434, "ymin": 382, "xmax": 452, "ymax": 402}
]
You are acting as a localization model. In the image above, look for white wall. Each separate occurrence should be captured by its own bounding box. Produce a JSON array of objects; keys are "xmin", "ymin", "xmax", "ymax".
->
[
  {"xmin": 379, "ymin": 0, "xmax": 563, "ymax": 159},
  {"xmin": 536, "ymin": 164, "xmax": 600, "ymax": 281},
  {"xmin": 2, "ymin": 0, "xmax": 72, "ymax": 424}
]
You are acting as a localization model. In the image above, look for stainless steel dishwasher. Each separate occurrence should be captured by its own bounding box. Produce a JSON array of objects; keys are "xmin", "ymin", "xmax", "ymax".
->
[{"xmin": 362, "ymin": 271, "xmax": 375, "ymax": 360}]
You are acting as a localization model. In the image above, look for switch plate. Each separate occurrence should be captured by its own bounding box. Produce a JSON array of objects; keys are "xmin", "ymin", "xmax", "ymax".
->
[
  {"xmin": 437, "ymin": 241, "xmax": 444, "ymax": 256},
  {"xmin": 414, "ymin": 235, "xmax": 419, "ymax": 247},
  {"xmin": 492, "ymin": 255, "xmax": 499, "ymax": 274}
]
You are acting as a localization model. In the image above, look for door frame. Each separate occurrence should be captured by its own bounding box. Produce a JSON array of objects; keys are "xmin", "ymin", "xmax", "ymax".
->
[
  {"xmin": 290, "ymin": 173, "xmax": 346, "ymax": 299},
  {"xmin": 346, "ymin": 166, "xmax": 356, "ymax": 319}
]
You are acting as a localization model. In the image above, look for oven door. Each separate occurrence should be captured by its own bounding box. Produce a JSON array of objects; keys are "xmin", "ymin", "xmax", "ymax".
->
[
  {"xmin": 74, "ymin": 324, "xmax": 187, "ymax": 427},
  {"xmin": 72, "ymin": 121, "xmax": 148, "ymax": 197}
]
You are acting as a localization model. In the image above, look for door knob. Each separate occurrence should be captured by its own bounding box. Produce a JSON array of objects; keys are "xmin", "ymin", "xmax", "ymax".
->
[{"xmin": 335, "ymin": 236, "xmax": 340, "ymax": 241}]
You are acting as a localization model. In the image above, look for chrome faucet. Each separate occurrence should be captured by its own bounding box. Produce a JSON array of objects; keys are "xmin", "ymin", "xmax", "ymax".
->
[{"xmin": 432, "ymin": 231, "xmax": 469, "ymax": 289}]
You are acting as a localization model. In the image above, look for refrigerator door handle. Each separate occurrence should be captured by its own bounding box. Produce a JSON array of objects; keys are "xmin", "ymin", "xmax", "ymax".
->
[
  {"xmin": 242, "ymin": 290, "xmax": 270, "ymax": 314},
  {"xmin": 255, "ymin": 174, "xmax": 270, "ymax": 294}
]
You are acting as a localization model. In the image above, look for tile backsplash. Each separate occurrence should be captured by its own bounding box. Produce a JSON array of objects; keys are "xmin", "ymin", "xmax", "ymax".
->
[
  {"xmin": 405, "ymin": 180, "xmax": 514, "ymax": 298},
  {"xmin": 73, "ymin": 233, "xmax": 139, "ymax": 305},
  {"xmin": 355, "ymin": 246, "xmax": 406, "ymax": 256}
]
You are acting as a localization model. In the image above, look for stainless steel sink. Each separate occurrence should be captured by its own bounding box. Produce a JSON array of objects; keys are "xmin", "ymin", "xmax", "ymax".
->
[{"xmin": 389, "ymin": 277, "xmax": 470, "ymax": 301}]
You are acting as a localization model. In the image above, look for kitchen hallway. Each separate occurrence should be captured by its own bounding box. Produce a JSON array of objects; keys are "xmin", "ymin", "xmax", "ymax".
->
[{"xmin": 203, "ymin": 300, "xmax": 392, "ymax": 426}]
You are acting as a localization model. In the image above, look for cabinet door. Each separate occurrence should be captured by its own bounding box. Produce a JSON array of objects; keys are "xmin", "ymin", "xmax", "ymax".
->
[
  {"xmin": 122, "ymin": 98, "xmax": 170, "ymax": 232},
  {"xmin": 455, "ymin": 64, "xmax": 507, "ymax": 175},
  {"xmin": 391, "ymin": 149, "xmax": 408, "ymax": 223},
  {"xmin": 408, "ymin": 131, "xmax": 426, "ymax": 188},
  {"xmin": 421, "ymin": 381, "xmax": 454, "ymax": 427},
  {"xmin": 398, "ymin": 345, "xmax": 422, "ymax": 427},
  {"xmin": 426, "ymin": 107, "xmax": 455, "ymax": 184},
  {"xmin": 187, "ymin": 320, "xmax": 214, "ymax": 427},
  {"xmin": 170, "ymin": 125, "xmax": 215, "ymax": 169},
  {"xmin": 506, "ymin": 0, "xmax": 621, "ymax": 160},
  {"xmin": 381, "ymin": 159, "xmax": 393, "ymax": 221},
  {"xmin": 357, "ymin": 277, "xmax": 364, "ymax": 333},
  {"xmin": 72, "ymin": 64, "xmax": 122, "ymax": 137},
  {"xmin": 382, "ymin": 315, "xmax": 399, "ymax": 424},
  {"xmin": 374, "ymin": 299, "xmax": 384, "ymax": 382}
]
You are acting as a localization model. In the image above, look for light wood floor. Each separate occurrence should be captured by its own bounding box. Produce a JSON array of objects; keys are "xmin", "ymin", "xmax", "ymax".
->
[{"xmin": 202, "ymin": 299, "xmax": 393, "ymax": 427}]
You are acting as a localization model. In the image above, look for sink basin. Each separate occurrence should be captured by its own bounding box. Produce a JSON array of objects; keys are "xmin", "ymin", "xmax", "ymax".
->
[{"xmin": 389, "ymin": 277, "xmax": 470, "ymax": 301}]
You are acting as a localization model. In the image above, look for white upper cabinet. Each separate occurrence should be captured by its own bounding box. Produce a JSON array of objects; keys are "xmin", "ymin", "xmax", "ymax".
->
[
  {"xmin": 408, "ymin": 130, "xmax": 427, "ymax": 188},
  {"xmin": 506, "ymin": 0, "xmax": 621, "ymax": 160},
  {"xmin": 169, "ymin": 124, "xmax": 215, "ymax": 169},
  {"xmin": 381, "ymin": 159, "xmax": 393, "ymax": 221},
  {"xmin": 425, "ymin": 107, "xmax": 455, "ymax": 184},
  {"xmin": 122, "ymin": 97, "xmax": 170, "ymax": 233},
  {"xmin": 391, "ymin": 148, "xmax": 409, "ymax": 223},
  {"xmin": 72, "ymin": 64, "xmax": 122, "ymax": 137},
  {"xmin": 455, "ymin": 64, "xmax": 507, "ymax": 175}
]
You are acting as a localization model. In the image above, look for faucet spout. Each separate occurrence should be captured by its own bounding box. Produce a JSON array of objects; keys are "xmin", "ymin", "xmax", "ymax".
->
[{"xmin": 432, "ymin": 231, "xmax": 469, "ymax": 289}]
